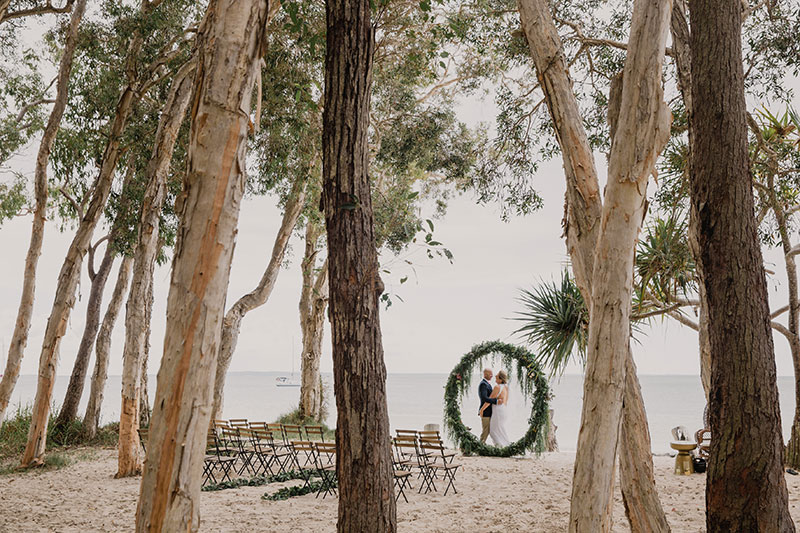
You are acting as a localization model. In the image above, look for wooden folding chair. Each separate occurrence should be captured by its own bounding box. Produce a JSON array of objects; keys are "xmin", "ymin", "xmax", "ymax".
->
[
  {"xmin": 313, "ymin": 442, "xmax": 338, "ymax": 498},
  {"xmin": 305, "ymin": 425, "xmax": 325, "ymax": 442},
  {"xmin": 283, "ymin": 424, "xmax": 304, "ymax": 443},
  {"xmin": 249, "ymin": 421, "xmax": 267, "ymax": 431},
  {"xmin": 204, "ymin": 431, "xmax": 237, "ymax": 485},
  {"xmin": 419, "ymin": 441, "xmax": 461, "ymax": 495},
  {"xmin": 394, "ymin": 469, "xmax": 413, "ymax": 503},
  {"xmin": 267, "ymin": 423, "xmax": 287, "ymax": 446},
  {"xmin": 393, "ymin": 434, "xmax": 420, "ymax": 460},
  {"xmin": 290, "ymin": 441, "xmax": 317, "ymax": 489},
  {"xmin": 248, "ymin": 428, "xmax": 274, "ymax": 476},
  {"xmin": 220, "ymin": 427, "xmax": 253, "ymax": 476},
  {"xmin": 393, "ymin": 438, "xmax": 432, "ymax": 492},
  {"xmin": 419, "ymin": 436, "xmax": 456, "ymax": 464}
]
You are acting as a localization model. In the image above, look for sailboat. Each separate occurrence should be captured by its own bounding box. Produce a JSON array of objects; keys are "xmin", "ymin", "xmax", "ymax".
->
[{"xmin": 275, "ymin": 338, "xmax": 301, "ymax": 387}]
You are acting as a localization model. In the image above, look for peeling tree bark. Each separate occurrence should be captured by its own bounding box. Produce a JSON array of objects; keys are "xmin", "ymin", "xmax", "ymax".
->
[
  {"xmin": 21, "ymin": 0, "xmax": 140, "ymax": 468},
  {"xmin": 139, "ymin": 272, "xmax": 153, "ymax": 430},
  {"xmin": 298, "ymin": 220, "xmax": 328, "ymax": 421},
  {"xmin": 567, "ymin": 0, "xmax": 672, "ymax": 524},
  {"xmin": 54, "ymin": 239, "xmax": 115, "ymax": 428},
  {"xmin": 323, "ymin": 0, "xmax": 397, "ymax": 528},
  {"xmin": 134, "ymin": 1, "xmax": 277, "ymax": 530},
  {"xmin": 518, "ymin": 0, "xmax": 672, "ymax": 531},
  {"xmin": 212, "ymin": 175, "xmax": 306, "ymax": 419},
  {"xmin": 117, "ymin": 57, "xmax": 196, "ymax": 478},
  {"xmin": 689, "ymin": 0, "xmax": 794, "ymax": 529},
  {"xmin": 0, "ymin": 0, "xmax": 87, "ymax": 428},
  {"xmin": 82, "ymin": 257, "xmax": 133, "ymax": 438}
]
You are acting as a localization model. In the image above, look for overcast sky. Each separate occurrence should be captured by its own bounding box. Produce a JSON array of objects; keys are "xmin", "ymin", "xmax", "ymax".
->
[{"xmin": 2, "ymin": 21, "xmax": 800, "ymax": 380}]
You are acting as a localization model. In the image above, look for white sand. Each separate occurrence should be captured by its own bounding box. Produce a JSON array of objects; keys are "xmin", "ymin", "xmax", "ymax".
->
[{"xmin": 1, "ymin": 447, "xmax": 799, "ymax": 532}]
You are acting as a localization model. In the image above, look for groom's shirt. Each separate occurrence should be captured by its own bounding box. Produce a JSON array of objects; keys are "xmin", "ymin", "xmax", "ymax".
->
[{"xmin": 479, "ymin": 378, "xmax": 498, "ymax": 417}]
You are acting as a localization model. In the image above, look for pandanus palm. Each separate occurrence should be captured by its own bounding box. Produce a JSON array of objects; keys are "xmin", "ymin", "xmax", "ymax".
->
[{"xmin": 514, "ymin": 214, "xmax": 697, "ymax": 376}]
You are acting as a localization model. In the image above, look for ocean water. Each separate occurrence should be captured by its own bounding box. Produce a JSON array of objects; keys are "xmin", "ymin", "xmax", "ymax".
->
[{"xmin": 6, "ymin": 372, "xmax": 796, "ymax": 454}]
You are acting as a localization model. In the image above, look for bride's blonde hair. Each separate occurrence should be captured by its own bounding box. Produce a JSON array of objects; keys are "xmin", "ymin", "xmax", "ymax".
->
[{"xmin": 496, "ymin": 370, "xmax": 508, "ymax": 384}]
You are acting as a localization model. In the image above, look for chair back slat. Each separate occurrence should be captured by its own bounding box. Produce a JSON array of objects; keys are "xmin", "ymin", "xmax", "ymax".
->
[
  {"xmin": 395, "ymin": 429, "xmax": 418, "ymax": 439},
  {"xmin": 305, "ymin": 425, "xmax": 325, "ymax": 442},
  {"xmin": 283, "ymin": 424, "xmax": 304, "ymax": 440},
  {"xmin": 291, "ymin": 440, "xmax": 315, "ymax": 453},
  {"xmin": 229, "ymin": 419, "xmax": 249, "ymax": 428}
]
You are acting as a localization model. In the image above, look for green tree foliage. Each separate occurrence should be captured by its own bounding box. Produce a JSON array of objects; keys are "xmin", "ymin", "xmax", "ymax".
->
[
  {"xmin": 48, "ymin": 0, "xmax": 201, "ymax": 255},
  {"xmin": 251, "ymin": 0, "xmax": 494, "ymax": 280},
  {"xmin": 513, "ymin": 270, "xmax": 588, "ymax": 377}
]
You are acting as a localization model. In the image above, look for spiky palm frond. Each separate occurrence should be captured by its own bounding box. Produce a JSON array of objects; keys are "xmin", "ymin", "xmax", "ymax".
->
[
  {"xmin": 635, "ymin": 214, "xmax": 696, "ymax": 306},
  {"xmin": 512, "ymin": 271, "xmax": 588, "ymax": 377}
]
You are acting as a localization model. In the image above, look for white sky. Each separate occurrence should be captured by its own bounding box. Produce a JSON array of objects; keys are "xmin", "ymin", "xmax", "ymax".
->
[{"xmin": 2, "ymin": 18, "xmax": 799, "ymax": 380}]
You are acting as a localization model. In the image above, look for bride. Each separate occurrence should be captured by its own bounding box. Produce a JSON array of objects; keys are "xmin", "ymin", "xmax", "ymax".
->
[{"xmin": 480, "ymin": 370, "xmax": 510, "ymax": 446}]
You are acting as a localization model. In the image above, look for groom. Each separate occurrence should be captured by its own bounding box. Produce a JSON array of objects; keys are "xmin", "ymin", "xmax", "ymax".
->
[{"xmin": 479, "ymin": 368, "xmax": 498, "ymax": 443}]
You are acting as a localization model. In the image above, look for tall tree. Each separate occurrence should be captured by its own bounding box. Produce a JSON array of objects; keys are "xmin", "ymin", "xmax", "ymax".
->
[
  {"xmin": 518, "ymin": 0, "xmax": 672, "ymax": 530},
  {"xmin": 0, "ymin": 0, "xmax": 87, "ymax": 427},
  {"xmin": 323, "ymin": 0, "xmax": 397, "ymax": 529},
  {"xmin": 117, "ymin": 56, "xmax": 196, "ymax": 478},
  {"xmin": 53, "ymin": 236, "xmax": 116, "ymax": 429},
  {"xmin": 83, "ymin": 256, "xmax": 133, "ymax": 437},
  {"xmin": 298, "ymin": 218, "xmax": 328, "ymax": 420},
  {"xmin": 20, "ymin": 0, "xmax": 195, "ymax": 467},
  {"xmin": 689, "ymin": 0, "xmax": 795, "ymax": 529},
  {"xmin": 212, "ymin": 174, "xmax": 307, "ymax": 418},
  {"xmin": 135, "ymin": 0, "xmax": 277, "ymax": 529}
]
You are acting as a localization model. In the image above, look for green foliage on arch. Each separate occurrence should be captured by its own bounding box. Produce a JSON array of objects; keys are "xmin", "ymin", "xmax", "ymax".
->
[{"xmin": 443, "ymin": 340, "xmax": 550, "ymax": 457}]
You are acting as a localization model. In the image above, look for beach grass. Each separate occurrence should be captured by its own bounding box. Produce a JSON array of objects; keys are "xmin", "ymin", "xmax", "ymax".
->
[
  {"xmin": 274, "ymin": 408, "xmax": 336, "ymax": 441},
  {"xmin": 0, "ymin": 403, "xmax": 119, "ymax": 463}
]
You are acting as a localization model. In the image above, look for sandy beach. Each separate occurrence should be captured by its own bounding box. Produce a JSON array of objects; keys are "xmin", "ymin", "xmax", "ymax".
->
[{"xmin": 2, "ymin": 447, "xmax": 799, "ymax": 532}]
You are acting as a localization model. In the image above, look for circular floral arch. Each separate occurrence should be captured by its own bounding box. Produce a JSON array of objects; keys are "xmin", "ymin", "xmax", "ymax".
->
[{"xmin": 443, "ymin": 340, "xmax": 550, "ymax": 457}]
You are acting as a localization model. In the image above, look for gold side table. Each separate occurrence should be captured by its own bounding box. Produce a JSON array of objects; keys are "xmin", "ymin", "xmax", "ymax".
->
[{"xmin": 670, "ymin": 441, "xmax": 697, "ymax": 475}]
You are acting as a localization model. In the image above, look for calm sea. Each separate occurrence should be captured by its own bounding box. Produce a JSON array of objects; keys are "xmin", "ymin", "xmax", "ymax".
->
[{"xmin": 6, "ymin": 372, "xmax": 797, "ymax": 454}]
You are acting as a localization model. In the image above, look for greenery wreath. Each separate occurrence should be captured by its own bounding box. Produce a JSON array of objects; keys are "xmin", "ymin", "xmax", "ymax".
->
[{"xmin": 444, "ymin": 340, "xmax": 550, "ymax": 457}]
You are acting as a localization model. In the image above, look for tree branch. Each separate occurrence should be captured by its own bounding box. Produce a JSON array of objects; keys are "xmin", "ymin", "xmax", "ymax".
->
[
  {"xmin": 772, "ymin": 321, "xmax": 794, "ymax": 341},
  {"xmin": 1, "ymin": 0, "xmax": 74, "ymax": 22},
  {"xmin": 771, "ymin": 304, "xmax": 790, "ymax": 319},
  {"xmin": 667, "ymin": 309, "xmax": 700, "ymax": 331},
  {"xmin": 555, "ymin": 17, "xmax": 674, "ymax": 58},
  {"xmin": 59, "ymin": 187, "xmax": 83, "ymax": 219}
]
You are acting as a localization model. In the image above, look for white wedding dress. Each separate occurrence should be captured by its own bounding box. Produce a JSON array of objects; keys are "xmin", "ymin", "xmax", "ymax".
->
[{"xmin": 489, "ymin": 385, "xmax": 511, "ymax": 447}]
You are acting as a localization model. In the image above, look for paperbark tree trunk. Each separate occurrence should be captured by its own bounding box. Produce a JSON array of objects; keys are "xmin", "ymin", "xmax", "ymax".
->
[
  {"xmin": 689, "ymin": 0, "xmax": 795, "ymax": 529},
  {"xmin": 518, "ymin": 1, "xmax": 671, "ymax": 531},
  {"xmin": 568, "ymin": 0, "xmax": 672, "ymax": 523},
  {"xmin": 619, "ymin": 349, "xmax": 670, "ymax": 532},
  {"xmin": 212, "ymin": 175, "xmax": 306, "ymax": 418},
  {"xmin": 323, "ymin": 0, "xmax": 397, "ymax": 528},
  {"xmin": 54, "ymin": 240, "xmax": 115, "ymax": 429},
  {"xmin": 298, "ymin": 220, "xmax": 328, "ymax": 421},
  {"xmin": 20, "ymin": 4, "xmax": 138, "ymax": 469},
  {"xmin": 763, "ymin": 172, "xmax": 800, "ymax": 469},
  {"xmin": 83, "ymin": 257, "xmax": 133, "ymax": 438},
  {"xmin": 0, "ymin": 0, "xmax": 11, "ymax": 22},
  {"xmin": 669, "ymin": 0, "xmax": 712, "ymax": 402},
  {"xmin": 117, "ymin": 57, "xmax": 195, "ymax": 478},
  {"xmin": 0, "ymin": 0, "xmax": 87, "ymax": 427},
  {"xmin": 135, "ymin": 2, "xmax": 277, "ymax": 530},
  {"xmin": 139, "ymin": 272, "xmax": 153, "ymax": 429}
]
